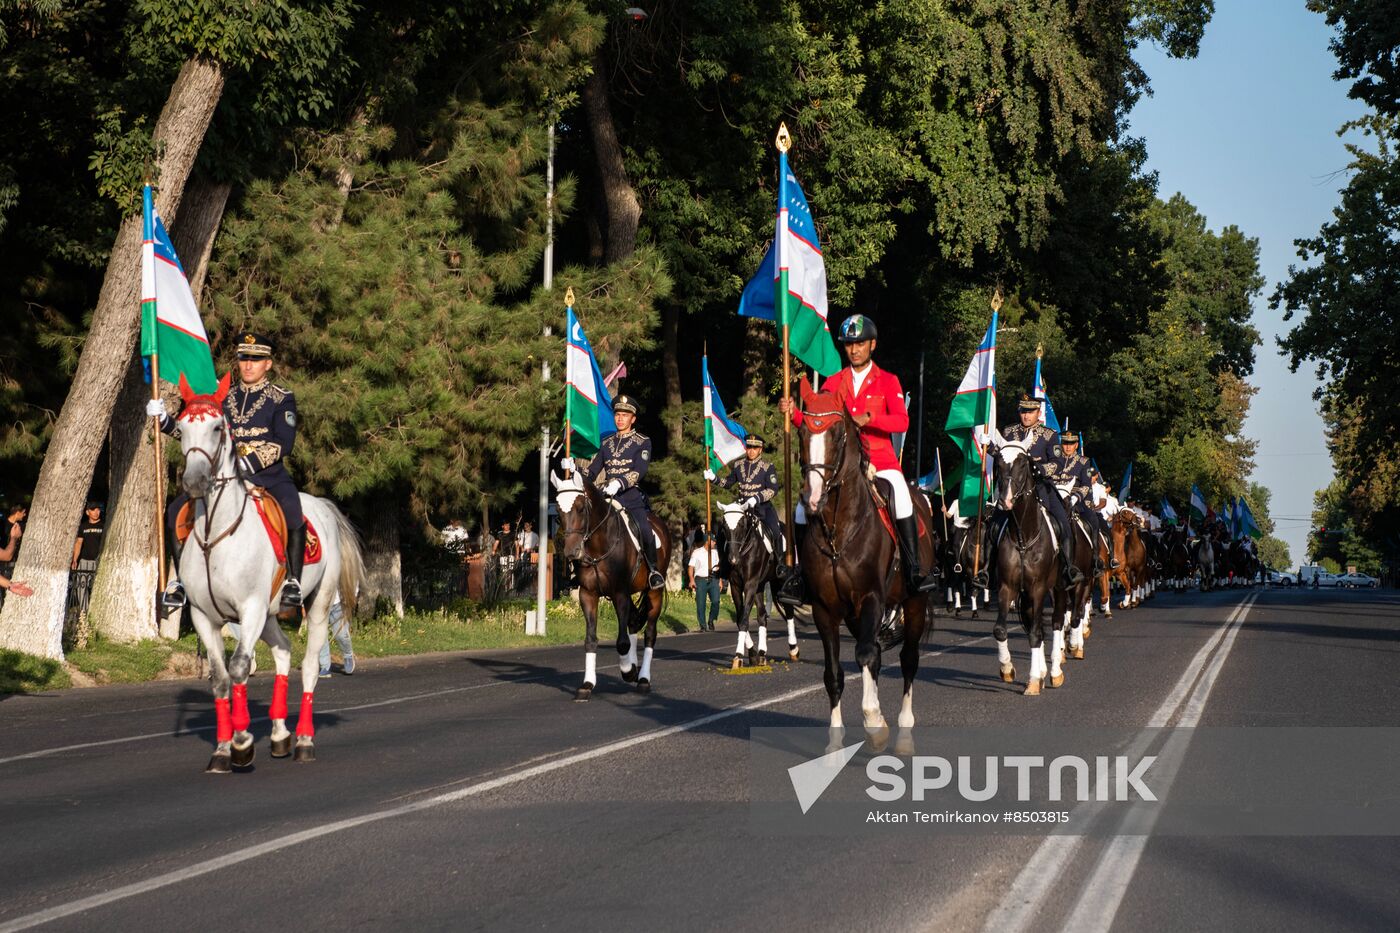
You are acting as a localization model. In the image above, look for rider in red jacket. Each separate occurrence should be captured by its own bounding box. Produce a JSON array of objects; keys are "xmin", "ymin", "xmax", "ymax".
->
[{"xmin": 781, "ymin": 314, "xmax": 933, "ymax": 593}]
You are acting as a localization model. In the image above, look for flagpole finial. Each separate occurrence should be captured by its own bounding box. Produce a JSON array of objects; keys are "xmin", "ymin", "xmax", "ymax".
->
[
  {"xmin": 775, "ymin": 123, "xmax": 791, "ymax": 153},
  {"xmin": 991, "ymin": 286, "xmax": 1004, "ymax": 314},
  {"xmin": 1036, "ymin": 343, "xmax": 1043, "ymax": 359},
  {"xmin": 564, "ymin": 286, "xmax": 575, "ymax": 307}
]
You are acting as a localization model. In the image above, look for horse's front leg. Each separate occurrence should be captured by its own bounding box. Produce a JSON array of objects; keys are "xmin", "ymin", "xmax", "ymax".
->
[
  {"xmin": 190, "ymin": 605, "xmax": 233, "ymax": 773},
  {"xmin": 616, "ymin": 589, "xmax": 639, "ymax": 684},
  {"xmin": 753, "ymin": 577, "xmax": 769, "ymax": 665},
  {"xmin": 812, "ymin": 601, "xmax": 846, "ymax": 753},
  {"xmin": 260, "ymin": 617, "xmax": 294, "ymax": 758},
  {"xmin": 994, "ymin": 583, "xmax": 1015, "ymax": 684},
  {"xmin": 1048, "ymin": 586, "xmax": 1067, "ymax": 689},
  {"xmin": 637, "ymin": 588, "xmax": 660, "ymax": 694},
  {"xmin": 1023, "ymin": 587, "xmax": 1047, "ymax": 696},
  {"xmin": 294, "ymin": 593, "xmax": 331, "ymax": 761},
  {"xmin": 855, "ymin": 593, "xmax": 888, "ymax": 746},
  {"xmin": 731, "ymin": 578, "xmax": 751, "ymax": 670},
  {"xmin": 576, "ymin": 587, "xmax": 600, "ymax": 701},
  {"xmin": 228, "ymin": 603, "xmax": 268, "ymax": 769}
]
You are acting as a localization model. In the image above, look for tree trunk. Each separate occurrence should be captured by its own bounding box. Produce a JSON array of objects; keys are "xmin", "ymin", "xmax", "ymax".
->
[
  {"xmin": 88, "ymin": 172, "xmax": 231, "ymax": 643},
  {"xmin": 661, "ymin": 301, "xmax": 682, "ymax": 449},
  {"xmin": 743, "ymin": 317, "xmax": 776, "ymax": 398},
  {"xmin": 581, "ymin": 59, "xmax": 640, "ymax": 264},
  {"xmin": 0, "ymin": 58, "xmax": 224, "ymax": 659},
  {"xmin": 360, "ymin": 506, "xmax": 403, "ymax": 618}
]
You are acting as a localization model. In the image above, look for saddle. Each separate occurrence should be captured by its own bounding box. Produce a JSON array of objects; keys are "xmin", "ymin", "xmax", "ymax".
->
[
  {"xmin": 869, "ymin": 476, "xmax": 928, "ymax": 543},
  {"xmin": 608, "ymin": 500, "xmax": 662, "ymax": 551},
  {"xmin": 175, "ymin": 489, "xmax": 322, "ymax": 597}
]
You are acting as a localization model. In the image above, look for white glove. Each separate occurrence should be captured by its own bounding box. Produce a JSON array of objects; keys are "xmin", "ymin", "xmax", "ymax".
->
[
  {"xmin": 604, "ymin": 479, "xmax": 622, "ymax": 496},
  {"xmin": 238, "ymin": 455, "xmax": 256, "ymax": 475},
  {"xmin": 146, "ymin": 399, "xmax": 166, "ymax": 418},
  {"xmin": 560, "ymin": 456, "xmax": 576, "ymax": 473},
  {"xmin": 1069, "ymin": 494, "xmax": 1080, "ymax": 507},
  {"xmin": 743, "ymin": 497, "xmax": 759, "ymax": 510},
  {"xmin": 703, "ymin": 468, "xmax": 716, "ymax": 482}
]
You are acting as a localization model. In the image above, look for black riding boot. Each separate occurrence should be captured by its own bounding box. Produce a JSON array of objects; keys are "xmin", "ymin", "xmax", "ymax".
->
[
  {"xmin": 896, "ymin": 516, "xmax": 937, "ymax": 593},
  {"xmin": 1106, "ymin": 526, "xmax": 1120, "ymax": 569},
  {"xmin": 640, "ymin": 526, "xmax": 664, "ymax": 590},
  {"xmin": 1057, "ymin": 517, "xmax": 1086, "ymax": 586},
  {"xmin": 159, "ymin": 519, "xmax": 186, "ymax": 614},
  {"xmin": 775, "ymin": 562, "xmax": 805, "ymax": 608},
  {"xmin": 282, "ymin": 523, "xmax": 307, "ymax": 609}
]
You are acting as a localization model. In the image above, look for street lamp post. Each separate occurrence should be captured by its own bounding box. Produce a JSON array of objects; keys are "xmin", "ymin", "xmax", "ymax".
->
[{"xmin": 531, "ymin": 119, "xmax": 557, "ymax": 636}]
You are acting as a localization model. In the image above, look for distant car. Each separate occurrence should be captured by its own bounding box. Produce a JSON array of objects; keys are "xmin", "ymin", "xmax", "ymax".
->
[
  {"xmin": 1266, "ymin": 569, "xmax": 1296, "ymax": 586},
  {"xmin": 1338, "ymin": 572, "xmax": 1379, "ymax": 588},
  {"xmin": 1298, "ymin": 565, "xmax": 1341, "ymax": 587}
]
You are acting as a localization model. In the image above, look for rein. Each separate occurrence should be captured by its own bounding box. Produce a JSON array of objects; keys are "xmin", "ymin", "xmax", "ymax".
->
[
  {"xmin": 183, "ymin": 413, "xmax": 253, "ymax": 621},
  {"xmin": 568, "ymin": 488, "xmax": 627, "ymax": 579},
  {"xmin": 800, "ymin": 412, "xmax": 868, "ymax": 565},
  {"xmin": 1001, "ymin": 459, "xmax": 1046, "ymax": 556}
]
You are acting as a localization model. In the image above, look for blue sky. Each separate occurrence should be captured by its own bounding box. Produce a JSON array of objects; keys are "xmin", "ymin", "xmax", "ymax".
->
[{"xmin": 1127, "ymin": 0, "xmax": 1365, "ymax": 567}]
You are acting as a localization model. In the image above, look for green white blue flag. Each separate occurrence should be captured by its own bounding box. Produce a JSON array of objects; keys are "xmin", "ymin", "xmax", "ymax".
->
[
  {"xmin": 565, "ymin": 306, "xmax": 616, "ymax": 457},
  {"xmin": 945, "ymin": 314, "xmax": 998, "ymax": 515},
  {"xmin": 703, "ymin": 355, "xmax": 747, "ymax": 473},
  {"xmin": 139, "ymin": 184, "xmax": 217, "ymax": 393}
]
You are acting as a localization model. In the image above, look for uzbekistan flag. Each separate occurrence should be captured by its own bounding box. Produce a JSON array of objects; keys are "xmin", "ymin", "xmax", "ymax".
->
[
  {"xmin": 774, "ymin": 152, "xmax": 841, "ymax": 376},
  {"xmin": 944, "ymin": 313, "xmax": 998, "ymax": 515},
  {"xmin": 1032, "ymin": 356, "xmax": 1061, "ymax": 432},
  {"xmin": 139, "ymin": 184, "xmax": 217, "ymax": 393},
  {"xmin": 702, "ymin": 355, "xmax": 747, "ymax": 474},
  {"xmin": 1189, "ymin": 484, "xmax": 1208, "ymax": 523},
  {"xmin": 1160, "ymin": 499, "xmax": 1178, "ymax": 524},
  {"xmin": 1120, "ymin": 462, "xmax": 1133, "ymax": 501},
  {"xmin": 564, "ymin": 306, "xmax": 616, "ymax": 457},
  {"xmin": 1239, "ymin": 497, "xmax": 1263, "ymax": 539}
]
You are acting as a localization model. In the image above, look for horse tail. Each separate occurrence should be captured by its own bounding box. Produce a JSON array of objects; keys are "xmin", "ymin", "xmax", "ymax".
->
[{"xmin": 330, "ymin": 503, "xmax": 366, "ymax": 618}]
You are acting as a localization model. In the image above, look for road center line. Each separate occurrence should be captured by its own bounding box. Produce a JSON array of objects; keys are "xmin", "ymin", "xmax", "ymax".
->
[{"xmin": 981, "ymin": 593, "xmax": 1258, "ymax": 933}]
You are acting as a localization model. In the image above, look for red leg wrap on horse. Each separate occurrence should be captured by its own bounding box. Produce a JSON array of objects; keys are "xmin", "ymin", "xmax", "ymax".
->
[
  {"xmin": 215, "ymin": 698, "xmax": 233, "ymax": 744},
  {"xmin": 231, "ymin": 683, "xmax": 250, "ymax": 733},
  {"xmin": 295, "ymin": 691, "xmax": 315, "ymax": 737},
  {"xmin": 269, "ymin": 674, "xmax": 289, "ymax": 720}
]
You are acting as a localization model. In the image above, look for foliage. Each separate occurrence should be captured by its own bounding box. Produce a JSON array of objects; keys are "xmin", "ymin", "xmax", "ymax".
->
[
  {"xmin": 0, "ymin": 646, "xmax": 70, "ymax": 694},
  {"xmin": 1308, "ymin": 0, "xmax": 1400, "ymax": 117}
]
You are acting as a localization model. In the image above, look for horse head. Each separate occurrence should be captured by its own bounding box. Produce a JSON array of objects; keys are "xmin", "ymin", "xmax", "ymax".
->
[
  {"xmin": 176, "ymin": 372, "xmax": 234, "ymax": 499},
  {"xmin": 991, "ymin": 432, "xmax": 1035, "ymax": 510},
  {"xmin": 795, "ymin": 375, "xmax": 860, "ymax": 515},
  {"xmin": 551, "ymin": 467, "xmax": 604, "ymax": 562}
]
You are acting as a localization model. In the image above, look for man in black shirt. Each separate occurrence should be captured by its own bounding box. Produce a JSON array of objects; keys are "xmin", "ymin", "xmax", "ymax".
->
[{"xmin": 72, "ymin": 501, "xmax": 105, "ymax": 571}]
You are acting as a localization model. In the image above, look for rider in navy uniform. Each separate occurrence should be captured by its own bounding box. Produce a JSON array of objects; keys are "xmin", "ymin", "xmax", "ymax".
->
[
  {"xmin": 705, "ymin": 434, "xmax": 782, "ymax": 549},
  {"xmin": 1049, "ymin": 429, "xmax": 1106, "ymax": 571},
  {"xmin": 1000, "ymin": 392, "xmax": 1086, "ymax": 586},
  {"xmin": 148, "ymin": 332, "xmax": 308, "ymax": 612},
  {"xmin": 574, "ymin": 395, "xmax": 664, "ymax": 590}
]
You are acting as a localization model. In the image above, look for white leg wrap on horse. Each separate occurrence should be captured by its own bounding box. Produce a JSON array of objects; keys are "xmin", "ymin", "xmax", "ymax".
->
[
  {"xmin": 946, "ymin": 586, "xmax": 954, "ymax": 602},
  {"xmin": 898, "ymin": 691, "xmax": 915, "ymax": 729},
  {"xmin": 735, "ymin": 632, "xmax": 748, "ymax": 657},
  {"xmin": 584, "ymin": 652, "xmax": 597, "ymax": 686},
  {"xmin": 971, "ymin": 595, "xmax": 978, "ymax": 612},
  {"xmin": 757, "ymin": 626, "xmax": 768, "ymax": 654},
  {"xmin": 1032, "ymin": 644, "xmax": 1047, "ymax": 681},
  {"xmin": 1051, "ymin": 630, "xmax": 1065, "ymax": 676},
  {"xmin": 639, "ymin": 646, "xmax": 654, "ymax": 681},
  {"xmin": 830, "ymin": 706, "xmax": 843, "ymax": 729},
  {"xmin": 788, "ymin": 619, "xmax": 798, "ymax": 645},
  {"xmin": 620, "ymin": 633, "xmax": 638, "ymax": 673},
  {"xmin": 860, "ymin": 666, "xmax": 884, "ymax": 728},
  {"xmin": 1070, "ymin": 624, "xmax": 1084, "ymax": 649},
  {"xmin": 954, "ymin": 592, "xmax": 962, "ymax": 610},
  {"xmin": 997, "ymin": 638, "xmax": 1012, "ymax": 665},
  {"xmin": 983, "ymin": 588, "xmax": 990, "ymax": 602}
]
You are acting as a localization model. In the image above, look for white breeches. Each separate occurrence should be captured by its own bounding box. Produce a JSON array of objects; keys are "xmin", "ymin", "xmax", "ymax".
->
[{"xmin": 876, "ymin": 469, "xmax": 914, "ymax": 519}]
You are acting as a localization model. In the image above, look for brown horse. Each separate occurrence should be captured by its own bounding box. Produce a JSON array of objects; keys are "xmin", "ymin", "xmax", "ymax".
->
[
  {"xmin": 794, "ymin": 378, "xmax": 936, "ymax": 746},
  {"xmin": 553, "ymin": 470, "xmax": 672, "ymax": 701},
  {"xmin": 1110, "ymin": 512, "xmax": 1148, "ymax": 609}
]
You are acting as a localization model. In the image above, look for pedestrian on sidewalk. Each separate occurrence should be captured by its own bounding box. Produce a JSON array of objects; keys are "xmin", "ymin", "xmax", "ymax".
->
[{"xmin": 687, "ymin": 534, "xmax": 723, "ymax": 632}]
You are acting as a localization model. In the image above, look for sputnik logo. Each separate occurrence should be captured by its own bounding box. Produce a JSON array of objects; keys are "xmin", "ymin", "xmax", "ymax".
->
[{"xmin": 787, "ymin": 741, "xmax": 863, "ymax": 814}]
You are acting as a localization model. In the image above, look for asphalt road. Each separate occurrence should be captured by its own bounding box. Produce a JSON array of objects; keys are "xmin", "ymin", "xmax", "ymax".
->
[{"xmin": 2, "ymin": 586, "xmax": 1398, "ymax": 932}]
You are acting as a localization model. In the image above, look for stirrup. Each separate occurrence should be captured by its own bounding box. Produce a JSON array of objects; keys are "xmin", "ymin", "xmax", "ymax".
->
[
  {"xmin": 159, "ymin": 582, "xmax": 187, "ymax": 614},
  {"xmin": 647, "ymin": 570, "xmax": 665, "ymax": 590},
  {"xmin": 973, "ymin": 570, "xmax": 989, "ymax": 590},
  {"xmin": 280, "ymin": 578, "xmax": 304, "ymax": 608},
  {"xmin": 776, "ymin": 573, "xmax": 804, "ymax": 608}
]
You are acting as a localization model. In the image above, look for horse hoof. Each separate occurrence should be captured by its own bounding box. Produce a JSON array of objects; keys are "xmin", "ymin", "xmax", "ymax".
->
[
  {"xmin": 789, "ymin": 646, "xmax": 800, "ymax": 661},
  {"xmin": 270, "ymin": 735, "xmax": 293, "ymax": 758},
  {"xmin": 1071, "ymin": 646, "xmax": 1085, "ymax": 660},
  {"xmin": 293, "ymin": 743, "xmax": 316, "ymax": 763},
  {"xmin": 637, "ymin": 679, "xmax": 651, "ymax": 695},
  {"xmin": 620, "ymin": 664, "xmax": 639, "ymax": 684},
  {"xmin": 1023, "ymin": 679, "xmax": 1043, "ymax": 697},
  {"xmin": 757, "ymin": 651, "xmax": 767, "ymax": 666},
  {"xmin": 731, "ymin": 656, "xmax": 743, "ymax": 671},
  {"xmin": 574, "ymin": 684, "xmax": 594, "ymax": 702},
  {"xmin": 205, "ymin": 754, "xmax": 232, "ymax": 774},
  {"xmin": 1050, "ymin": 672, "xmax": 1065, "ymax": 688},
  {"xmin": 999, "ymin": 664, "xmax": 1016, "ymax": 683},
  {"xmin": 230, "ymin": 740, "xmax": 255, "ymax": 769}
]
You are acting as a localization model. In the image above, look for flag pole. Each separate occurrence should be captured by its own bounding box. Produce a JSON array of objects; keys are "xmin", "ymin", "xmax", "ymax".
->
[
  {"xmin": 936, "ymin": 451, "xmax": 948, "ymax": 544},
  {"xmin": 143, "ymin": 181, "xmax": 167, "ymax": 619},
  {"xmin": 564, "ymin": 287, "xmax": 574, "ymax": 475},
  {"xmin": 972, "ymin": 286, "xmax": 1004, "ymax": 585},
  {"xmin": 776, "ymin": 122, "xmax": 796, "ymax": 570},
  {"xmin": 703, "ymin": 344, "xmax": 713, "ymax": 580}
]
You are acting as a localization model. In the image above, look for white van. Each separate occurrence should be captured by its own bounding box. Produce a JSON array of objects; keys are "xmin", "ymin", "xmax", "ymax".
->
[{"xmin": 1298, "ymin": 565, "xmax": 1340, "ymax": 587}]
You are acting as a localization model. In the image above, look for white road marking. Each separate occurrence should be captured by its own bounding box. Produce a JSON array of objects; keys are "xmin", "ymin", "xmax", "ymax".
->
[
  {"xmin": 0, "ymin": 635, "xmax": 989, "ymax": 932},
  {"xmin": 1060, "ymin": 592, "xmax": 1258, "ymax": 933},
  {"xmin": 982, "ymin": 593, "xmax": 1258, "ymax": 933},
  {"xmin": 0, "ymin": 641, "xmax": 741, "ymax": 766}
]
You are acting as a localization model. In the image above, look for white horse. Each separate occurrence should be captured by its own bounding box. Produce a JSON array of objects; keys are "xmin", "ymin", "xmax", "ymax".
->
[{"xmin": 173, "ymin": 374, "xmax": 364, "ymax": 771}]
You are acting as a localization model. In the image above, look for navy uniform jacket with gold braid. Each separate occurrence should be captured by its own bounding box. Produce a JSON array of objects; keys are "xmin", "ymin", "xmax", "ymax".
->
[
  {"xmin": 160, "ymin": 378, "xmax": 304, "ymax": 526},
  {"xmin": 716, "ymin": 456, "xmax": 782, "ymax": 534},
  {"xmin": 999, "ymin": 422, "xmax": 1058, "ymax": 464},
  {"xmin": 584, "ymin": 429, "xmax": 652, "ymax": 517},
  {"xmin": 1051, "ymin": 449, "xmax": 1094, "ymax": 508}
]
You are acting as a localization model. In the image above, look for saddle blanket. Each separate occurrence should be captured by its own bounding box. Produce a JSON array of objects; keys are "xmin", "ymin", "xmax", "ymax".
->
[{"xmin": 610, "ymin": 500, "xmax": 662, "ymax": 552}]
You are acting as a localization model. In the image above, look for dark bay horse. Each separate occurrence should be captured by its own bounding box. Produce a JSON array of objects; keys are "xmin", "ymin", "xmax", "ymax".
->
[
  {"xmin": 1164, "ymin": 524, "xmax": 1192, "ymax": 592},
  {"xmin": 795, "ymin": 378, "xmax": 936, "ymax": 745},
  {"xmin": 989, "ymin": 437, "xmax": 1069, "ymax": 695},
  {"xmin": 716, "ymin": 501, "xmax": 798, "ymax": 666},
  {"xmin": 553, "ymin": 470, "xmax": 672, "ymax": 701},
  {"xmin": 1111, "ymin": 512, "xmax": 1148, "ymax": 607}
]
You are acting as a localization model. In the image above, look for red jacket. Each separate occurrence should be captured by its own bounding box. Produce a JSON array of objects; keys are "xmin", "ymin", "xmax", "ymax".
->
[{"xmin": 792, "ymin": 363, "xmax": 908, "ymax": 471}]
